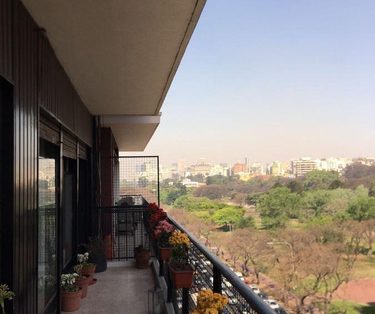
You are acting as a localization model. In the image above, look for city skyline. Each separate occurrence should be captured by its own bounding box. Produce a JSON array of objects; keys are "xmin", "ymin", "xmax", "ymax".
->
[
  {"xmin": 132, "ymin": 0, "xmax": 375, "ymax": 165},
  {"xmin": 159, "ymin": 155, "xmax": 373, "ymax": 167}
]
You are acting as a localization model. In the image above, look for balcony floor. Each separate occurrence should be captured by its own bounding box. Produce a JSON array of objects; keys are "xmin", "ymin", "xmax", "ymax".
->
[{"xmin": 67, "ymin": 262, "xmax": 154, "ymax": 314}]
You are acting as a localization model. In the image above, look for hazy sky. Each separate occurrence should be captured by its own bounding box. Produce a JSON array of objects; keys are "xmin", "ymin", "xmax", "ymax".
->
[{"xmin": 140, "ymin": 0, "xmax": 375, "ymax": 165}]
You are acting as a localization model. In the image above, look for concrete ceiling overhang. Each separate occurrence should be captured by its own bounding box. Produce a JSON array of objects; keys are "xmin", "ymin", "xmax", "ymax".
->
[
  {"xmin": 21, "ymin": 0, "xmax": 206, "ymax": 150},
  {"xmin": 101, "ymin": 115, "xmax": 161, "ymax": 151}
]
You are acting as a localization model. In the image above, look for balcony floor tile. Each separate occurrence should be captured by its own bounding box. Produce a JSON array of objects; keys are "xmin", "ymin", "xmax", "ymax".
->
[{"xmin": 66, "ymin": 262, "xmax": 154, "ymax": 314}]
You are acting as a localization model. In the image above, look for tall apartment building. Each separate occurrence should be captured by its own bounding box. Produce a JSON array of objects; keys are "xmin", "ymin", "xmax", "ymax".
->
[
  {"xmin": 232, "ymin": 162, "xmax": 248, "ymax": 175},
  {"xmin": 291, "ymin": 158, "xmax": 317, "ymax": 176}
]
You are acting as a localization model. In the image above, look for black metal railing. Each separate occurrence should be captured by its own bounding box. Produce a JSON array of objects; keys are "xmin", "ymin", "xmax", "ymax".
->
[
  {"xmin": 97, "ymin": 197, "xmax": 275, "ymax": 313},
  {"xmin": 157, "ymin": 216, "xmax": 276, "ymax": 314},
  {"xmin": 98, "ymin": 204, "xmax": 152, "ymax": 260}
]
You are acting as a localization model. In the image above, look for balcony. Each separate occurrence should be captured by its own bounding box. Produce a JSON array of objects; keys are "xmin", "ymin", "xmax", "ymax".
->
[
  {"xmin": 71, "ymin": 263, "xmax": 154, "ymax": 314},
  {"xmin": 97, "ymin": 201, "xmax": 276, "ymax": 314}
]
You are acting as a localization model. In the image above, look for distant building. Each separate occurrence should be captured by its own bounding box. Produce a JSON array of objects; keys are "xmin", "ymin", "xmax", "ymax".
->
[
  {"xmin": 181, "ymin": 178, "xmax": 200, "ymax": 188},
  {"xmin": 352, "ymin": 157, "xmax": 375, "ymax": 166},
  {"xmin": 209, "ymin": 164, "xmax": 228, "ymax": 176},
  {"xmin": 249, "ymin": 163, "xmax": 265, "ymax": 175},
  {"xmin": 317, "ymin": 158, "xmax": 352, "ymax": 173},
  {"xmin": 232, "ymin": 163, "xmax": 247, "ymax": 175},
  {"xmin": 291, "ymin": 158, "xmax": 317, "ymax": 176},
  {"xmin": 159, "ymin": 165, "xmax": 173, "ymax": 180},
  {"xmin": 177, "ymin": 159, "xmax": 186, "ymax": 177},
  {"xmin": 271, "ymin": 161, "xmax": 283, "ymax": 176},
  {"xmin": 186, "ymin": 162, "xmax": 212, "ymax": 177}
]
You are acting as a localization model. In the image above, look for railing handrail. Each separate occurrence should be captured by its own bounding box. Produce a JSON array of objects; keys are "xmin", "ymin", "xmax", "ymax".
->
[{"xmin": 168, "ymin": 215, "xmax": 276, "ymax": 314}]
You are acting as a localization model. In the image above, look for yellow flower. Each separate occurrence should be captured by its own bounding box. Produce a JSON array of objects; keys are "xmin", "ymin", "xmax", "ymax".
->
[
  {"xmin": 169, "ymin": 230, "xmax": 190, "ymax": 247},
  {"xmin": 193, "ymin": 289, "xmax": 228, "ymax": 313}
]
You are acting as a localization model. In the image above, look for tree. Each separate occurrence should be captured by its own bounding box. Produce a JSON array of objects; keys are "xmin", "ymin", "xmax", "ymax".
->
[
  {"xmin": 193, "ymin": 184, "xmax": 227, "ymax": 200},
  {"xmin": 303, "ymin": 170, "xmax": 340, "ymax": 190},
  {"xmin": 271, "ymin": 229, "xmax": 319, "ymax": 313},
  {"xmin": 362, "ymin": 219, "xmax": 375, "ymax": 255},
  {"xmin": 344, "ymin": 163, "xmax": 375, "ymax": 179},
  {"xmin": 222, "ymin": 235, "xmax": 241, "ymax": 269},
  {"xmin": 231, "ymin": 192, "xmax": 248, "ymax": 206},
  {"xmin": 328, "ymin": 179, "xmax": 344, "ymax": 190},
  {"xmin": 257, "ymin": 187, "xmax": 300, "ymax": 228},
  {"xmin": 173, "ymin": 195, "xmax": 219, "ymax": 212},
  {"xmin": 287, "ymin": 180, "xmax": 304, "ymax": 193},
  {"xmin": 235, "ymin": 216, "xmax": 255, "ymax": 229},
  {"xmin": 302, "ymin": 190, "xmax": 331, "ymax": 218},
  {"xmin": 347, "ymin": 196, "xmax": 375, "ymax": 221},
  {"xmin": 230, "ymin": 229, "xmax": 272, "ymax": 284},
  {"xmin": 186, "ymin": 174, "xmax": 205, "ymax": 183},
  {"xmin": 343, "ymin": 163, "xmax": 375, "ymax": 189},
  {"xmin": 211, "ymin": 206, "xmax": 244, "ymax": 226},
  {"xmin": 369, "ymin": 183, "xmax": 375, "ymax": 197},
  {"xmin": 164, "ymin": 184, "xmax": 187, "ymax": 205},
  {"xmin": 272, "ymin": 226, "xmax": 361, "ymax": 314},
  {"xmin": 206, "ymin": 175, "xmax": 231, "ymax": 185},
  {"xmin": 317, "ymin": 221, "xmax": 363, "ymax": 313}
]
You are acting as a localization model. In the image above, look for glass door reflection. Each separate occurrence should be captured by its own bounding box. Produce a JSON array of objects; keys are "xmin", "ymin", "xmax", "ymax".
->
[{"xmin": 38, "ymin": 153, "xmax": 58, "ymax": 313}]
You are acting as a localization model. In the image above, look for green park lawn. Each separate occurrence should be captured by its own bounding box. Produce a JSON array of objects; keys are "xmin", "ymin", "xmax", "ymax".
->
[
  {"xmin": 330, "ymin": 301, "xmax": 375, "ymax": 314},
  {"xmin": 353, "ymin": 255, "xmax": 375, "ymax": 280}
]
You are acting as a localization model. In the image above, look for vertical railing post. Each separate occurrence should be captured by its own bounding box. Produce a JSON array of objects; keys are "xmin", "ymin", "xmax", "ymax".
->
[
  {"xmin": 213, "ymin": 265, "xmax": 222, "ymax": 294},
  {"xmin": 159, "ymin": 258, "xmax": 163, "ymax": 276},
  {"xmin": 167, "ymin": 266, "xmax": 173, "ymax": 303},
  {"xmin": 182, "ymin": 288, "xmax": 189, "ymax": 314},
  {"xmin": 156, "ymin": 156, "xmax": 160, "ymax": 207}
]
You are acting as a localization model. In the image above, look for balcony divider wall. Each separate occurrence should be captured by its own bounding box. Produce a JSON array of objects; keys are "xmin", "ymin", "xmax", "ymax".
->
[{"xmin": 0, "ymin": 1, "xmax": 94, "ymax": 313}]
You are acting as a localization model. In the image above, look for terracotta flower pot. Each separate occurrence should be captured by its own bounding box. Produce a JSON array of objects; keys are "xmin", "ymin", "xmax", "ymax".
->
[
  {"xmin": 159, "ymin": 246, "xmax": 172, "ymax": 261},
  {"xmin": 75, "ymin": 275, "xmax": 90, "ymax": 298},
  {"xmin": 168, "ymin": 263, "xmax": 194, "ymax": 289},
  {"xmin": 135, "ymin": 249, "xmax": 150, "ymax": 269},
  {"xmin": 61, "ymin": 288, "xmax": 82, "ymax": 312},
  {"xmin": 81, "ymin": 264, "xmax": 96, "ymax": 285}
]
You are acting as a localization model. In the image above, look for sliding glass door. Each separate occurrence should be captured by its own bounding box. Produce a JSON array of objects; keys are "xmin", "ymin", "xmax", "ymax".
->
[{"xmin": 38, "ymin": 140, "xmax": 59, "ymax": 313}]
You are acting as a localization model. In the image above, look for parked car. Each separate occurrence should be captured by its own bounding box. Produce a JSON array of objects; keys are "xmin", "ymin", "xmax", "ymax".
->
[
  {"xmin": 275, "ymin": 308, "xmax": 288, "ymax": 314},
  {"xmin": 248, "ymin": 284, "xmax": 261, "ymax": 295},
  {"xmin": 265, "ymin": 298, "xmax": 280, "ymax": 310},
  {"xmin": 234, "ymin": 271, "xmax": 245, "ymax": 281},
  {"xmin": 223, "ymin": 278, "xmax": 232, "ymax": 288},
  {"xmin": 258, "ymin": 292, "xmax": 268, "ymax": 300}
]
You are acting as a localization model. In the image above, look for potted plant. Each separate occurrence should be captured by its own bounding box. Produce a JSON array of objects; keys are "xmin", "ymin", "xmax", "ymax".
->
[
  {"xmin": 134, "ymin": 245, "xmax": 150, "ymax": 269},
  {"xmin": 87, "ymin": 237, "xmax": 107, "ymax": 272},
  {"xmin": 148, "ymin": 205, "xmax": 167, "ymax": 230},
  {"xmin": 0, "ymin": 284, "xmax": 14, "ymax": 314},
  {"xmin": 61, "ymin": 273, "xmax": 81, "ymax": 312},
  {"xmin": 73, "ymin": 264, "xmax": 90, "ymax": 299},
  {"xmin": 77, "ymin": 253, "xmax": 96, "ymax": 285},
  {"xmin": 192, "ymin": 289, "xmax": 228, "ymax": 314},
  {"xmin": 154, "ymin": 220, "xmax": 174, "ymax": 261},
  {"xmin": 168, "ymin": 230, "xmax": 194, "ymax": 289}
]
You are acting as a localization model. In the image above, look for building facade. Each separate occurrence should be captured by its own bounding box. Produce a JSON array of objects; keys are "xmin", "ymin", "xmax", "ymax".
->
[
  {"xmin": 291, "ymin": 158, "xmax": 318, "ymax": 177},
  {"xmin": 0, "ymin": 1, "xmax": 205, "ymax": 313}
]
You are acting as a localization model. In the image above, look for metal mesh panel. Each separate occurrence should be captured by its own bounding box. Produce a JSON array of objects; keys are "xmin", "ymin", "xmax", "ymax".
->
[
  {"xmin": 113, "ymin": 156, "xmax": 159, "ymax": 206},
  {"xmin": 99, "ymin": 206, "xmax": 154, "ymax": 260}
]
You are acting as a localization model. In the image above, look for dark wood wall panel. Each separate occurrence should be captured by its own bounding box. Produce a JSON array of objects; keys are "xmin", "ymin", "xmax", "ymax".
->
[
  {"xmin": 4, "ymin": 2, "xmax": 93, "ymax": 313},
  {"xmin": 39, "ymin": 37, "xmax": 75, "ymax": 130},
  {"xmin": 39, "ymin": 37, "xmax": 92, "ymax": 146},
  {"xmin": 0, "ymin": 0, "xmax": 13, "ymax": 81},
  {"xmin": 74, "ymin": 92, "xmax": 92, "ymax": 146},
  {"xmin": 13, "ymin": 3, "xmax": 39, "ymax": 313}
]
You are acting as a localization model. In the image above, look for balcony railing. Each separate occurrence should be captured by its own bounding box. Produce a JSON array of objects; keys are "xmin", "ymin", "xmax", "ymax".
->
[
  {"xmin": 98, "ymin": 200, "xmax": 275, "ymax": 314},
  {"xmin": 163, "ymin": 217, "xmax": 276, "ymax": 314}
]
